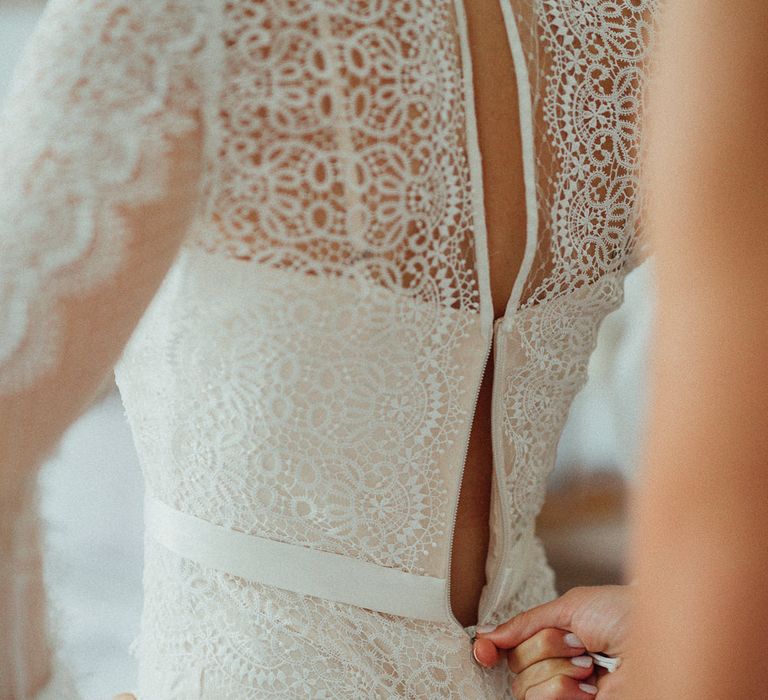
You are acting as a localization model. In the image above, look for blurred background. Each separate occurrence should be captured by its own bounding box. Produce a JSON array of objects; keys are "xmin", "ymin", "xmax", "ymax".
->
[{"xmin": 2, "ymin": 3, "xmax": 655, "ymax": 697}]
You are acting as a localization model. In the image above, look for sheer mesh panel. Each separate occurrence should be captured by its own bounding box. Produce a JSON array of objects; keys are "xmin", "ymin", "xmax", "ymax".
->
[
  {"xmin": 191, "ymin": 1, "xmax": 483, "ymax": 315},
  {"xmin": 509, "ymin": 0, "xmax": 658, "ymax": 308}
]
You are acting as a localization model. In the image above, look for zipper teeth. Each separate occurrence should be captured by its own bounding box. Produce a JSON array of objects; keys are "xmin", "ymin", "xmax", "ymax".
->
[
  {"xmin": 443, "ymin": 317, "xmax": 498, "ymax": 638},
  {"xmin": 480, "ymin": 320, "xmax": 511, "ymax": 618}
]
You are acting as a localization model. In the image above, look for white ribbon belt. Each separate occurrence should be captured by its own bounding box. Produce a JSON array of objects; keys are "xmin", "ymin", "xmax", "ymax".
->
[{"xmin": 144, "ymin": 494, "xmax": 451, "ymax": 624}]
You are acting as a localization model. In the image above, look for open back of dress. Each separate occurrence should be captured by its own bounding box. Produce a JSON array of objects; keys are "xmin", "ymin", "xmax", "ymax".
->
[{"xmin": 98, "ymin": 1, "xmax": 656, "ymax": 697}]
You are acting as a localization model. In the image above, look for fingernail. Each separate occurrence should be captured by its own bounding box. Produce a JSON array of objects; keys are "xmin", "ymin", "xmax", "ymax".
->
[
  {"xmin": 564, "ymin": 632, "xmax": 585, "ymax": 648},
  {"xmin": 476, "ymin": 624, "xmax": 496, "ymax": 634},
  {"xmin": 471, "ymin": 644, "xmax": 484, "ymax": 666},
  {"xmin": 571, "ymin": 655, "xmax": 593, "ymax": 668},
  {"xmin": 579, "ymin": 683, "xmax": 598, "ymax": 695}
]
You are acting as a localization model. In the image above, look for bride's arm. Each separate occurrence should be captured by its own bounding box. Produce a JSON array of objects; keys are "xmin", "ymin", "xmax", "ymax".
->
[
  {"xmin": 629, "ymin": 2, "xmax": 768, "ymax": 698},
  {"xmin": 0, "ymin": 1, "xmax": 215, "ymax": 696}
]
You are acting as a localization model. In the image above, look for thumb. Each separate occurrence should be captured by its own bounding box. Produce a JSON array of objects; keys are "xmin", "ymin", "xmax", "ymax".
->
[{"xmin": 475, "ymin": 595, "xmax": 575, "ymax": 650}]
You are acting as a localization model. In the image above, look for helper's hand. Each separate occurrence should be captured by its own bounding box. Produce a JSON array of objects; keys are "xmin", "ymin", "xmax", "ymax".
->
[
  {"xmin": 473, "ymin": 585, "xmax": 632, "ymax": 699},
  {"xmin": 113, "ymin": 694, "xmax": 136, "ymax": 699}
]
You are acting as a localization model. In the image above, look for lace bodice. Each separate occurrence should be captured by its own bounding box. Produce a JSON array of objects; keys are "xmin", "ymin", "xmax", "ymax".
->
[{"xmin": 0, "ymin": 1, "xmax": 658, "ymax": 697}]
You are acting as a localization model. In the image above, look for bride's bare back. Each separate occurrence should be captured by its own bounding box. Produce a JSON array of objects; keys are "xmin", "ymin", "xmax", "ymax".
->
[{"xmin": 450, "ymin": 0, "xmax": 527, "ymax": 627}]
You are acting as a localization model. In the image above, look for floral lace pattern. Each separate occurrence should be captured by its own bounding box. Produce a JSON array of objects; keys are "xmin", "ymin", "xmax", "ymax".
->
[
  {"xmin": 115, "ymin": 1, "xmax": 660, "ymax": 697},
  {"xmin": 475, "ymin": 0, "xmax": 657, "ymax": 620},
  {"xmin": 0, "ymin": 2, "xmax": 215, "ymax": 697},
  {"xmin": 511, "ymin": 0, "xmax": 658, "ymax": 305},
  {"xmin": 2, "ymin": 0, "xmax": 657, "ymax": 696},
  {"xmin": 118, "ymin": 255, "xmax": 484, "ymax": 580},
  {"xmin": 0, "ymin": 0, "xmax": 216, "ymax": 395},
  {"xmin": 482, "ymin": 276, "xmax": 626, "ymax": 619},
  {"xmin": 193, "ymin": 0, "xmax": 482, "ymax": 313},
  {"xmin": 133, "ymin": 534, "xmax": 559, "ymax": 699}
]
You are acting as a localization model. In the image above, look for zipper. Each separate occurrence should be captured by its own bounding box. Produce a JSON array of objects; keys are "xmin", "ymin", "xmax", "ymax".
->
[
  {"xmin": 477, "ymin": 315, "xmax": 511, "ymax": 619},
  {"xmin": 448, "ymin": 0, "xmax": 533, "ymax": 638},
  {"xmin": 443, "ymin": 315, "xmax": 502, "ymax": 639}
]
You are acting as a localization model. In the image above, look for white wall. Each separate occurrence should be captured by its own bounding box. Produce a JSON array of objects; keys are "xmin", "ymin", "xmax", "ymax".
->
[{"xmin": 554, "ymin": 262, "xmax": 655, "ymax": 481}]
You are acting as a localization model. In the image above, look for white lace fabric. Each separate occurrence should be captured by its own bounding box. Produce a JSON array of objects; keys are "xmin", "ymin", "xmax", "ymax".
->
[
  {"xmin": 0, "ymin": 0, "xmax": 214, "ymax": 395},
  {"xmin": 1, "ymin": 1, "xmax": 657, "ymax": 697},
  {"xmin": 1, "ymin": 0, "xmax": 215, "ymax": 696}
]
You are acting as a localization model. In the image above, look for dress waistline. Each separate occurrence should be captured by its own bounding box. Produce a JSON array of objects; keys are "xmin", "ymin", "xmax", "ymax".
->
[{"xmin": 144, "ymin": 494, "xmax": 453, "ymax": 624}]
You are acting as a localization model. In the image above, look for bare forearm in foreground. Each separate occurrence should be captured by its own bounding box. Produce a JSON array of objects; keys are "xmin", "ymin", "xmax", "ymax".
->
[{"xmin": 628, "ymin": 2, "xmax": 768, "ymax": 697}]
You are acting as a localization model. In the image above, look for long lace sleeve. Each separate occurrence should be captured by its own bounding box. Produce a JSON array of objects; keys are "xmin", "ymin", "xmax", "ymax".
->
[{"xmin": 0, "ymin": 1, "xmax": 220, "ymax": 696}]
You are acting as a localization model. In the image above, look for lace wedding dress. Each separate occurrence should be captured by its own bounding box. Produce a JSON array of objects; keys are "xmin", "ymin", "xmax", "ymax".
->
[{"xmin": 0, "ymin": 0, "xmax": 657, "ymax": 697}]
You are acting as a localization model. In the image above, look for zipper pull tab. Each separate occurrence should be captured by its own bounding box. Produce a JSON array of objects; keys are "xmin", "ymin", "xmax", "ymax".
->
[{"xmin": 588, "ymin": 652, "xmax": 621, "ymax": 673}]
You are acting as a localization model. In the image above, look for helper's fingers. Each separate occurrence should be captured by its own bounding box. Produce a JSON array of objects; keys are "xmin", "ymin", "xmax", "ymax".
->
[
  {"xmin": 476, "ymin": 591, "xmax": 578, "ymax": 650},
  {"xmin": 507, "ymin": 628, "xmax": 587, "ymax": 673},
  {"xmin": 511, "ymin": 656, "xmax": 594, "ymax": 700},
  {"xmin": 113, "ymin": 694, "xmax": 137, "ymax": 699},
  {"xmin": 525, "ymin": 675, "xmax": 599, "ymax": 700},
  {"xmin": 472, "ymin": 636, "xmax": 503, "ymax": 667}
]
